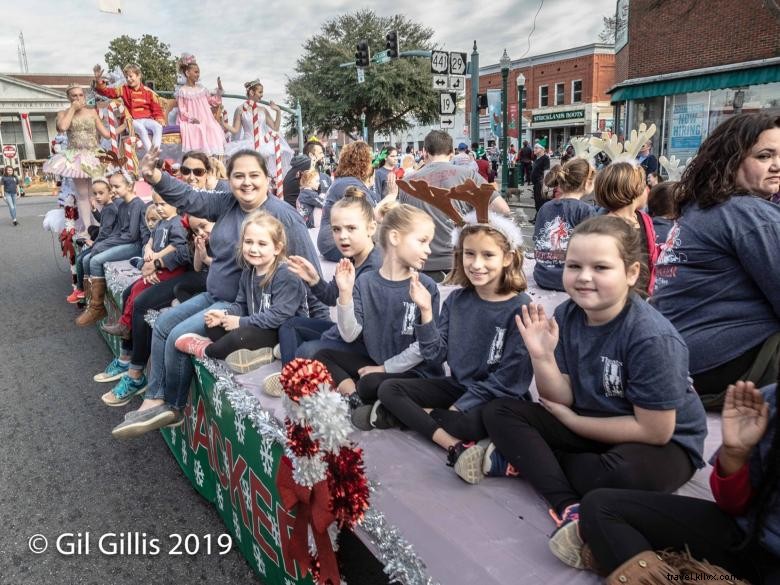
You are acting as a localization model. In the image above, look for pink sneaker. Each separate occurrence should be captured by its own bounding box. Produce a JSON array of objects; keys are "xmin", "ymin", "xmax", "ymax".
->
[
  {"xmin": 66, "ymin": 289, "xmax": 85, "ymax": 303},
  {"xmin": 174, "ymin": 333, "xmax": 212, "ymax": 359}
]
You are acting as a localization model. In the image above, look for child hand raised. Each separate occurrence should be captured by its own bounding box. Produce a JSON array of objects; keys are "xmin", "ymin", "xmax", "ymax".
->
[
  {"xmin": 139, "ymin": 147, "xmax": 162, "ymax": 183},
  {"xmin": 409, "ymin": 270, "xmax": 433, "ymax": 323},
  {"xmin": 721, "ymin": 381, "xmax": 770, "ymax": 463},
  {"xmin": 515, "ymin": 303, "xmax": 559, "ymax": 360},
  {"xmin": 287, "ymin": 255, "xmax": 320, "ymax": 286},
  {"xmin": 335, "ymin": 258, "xmax": 355, "ymax": 303}
]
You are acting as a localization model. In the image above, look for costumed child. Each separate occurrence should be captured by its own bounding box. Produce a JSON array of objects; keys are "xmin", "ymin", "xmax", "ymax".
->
[
  {"xmin": 100, "ymin": 192, "xmax": 190, "ymax": 340},
  {"xmin": 76, "ymin": 169, "xmax": 147, "ymax": 327},
  {"xmin": 533, "ymin": 158, "xmax": 597, "ymax": 291},
  {"xmin": 569, "ymin": 380, "xmax": 779, "ymax": 584},
  {"xmin": 174, "ymin": 210, "xmax": 308, "ymax": 374},
  {"xmin": 68, "ymin": 177, "xmax": 118, "ymax": 303},
  {"xmin": 375, "ymin": 188, "xmax": 533, "ymax": 484},
  {"xmin": 481, "ymin": 215, "xmax": 707, "ymax": 564},
  {"xmin": 93, "ymin": 63, "xmax": 165, "ymax": 152},
  {"xmin": 296, "ymin": 169, "xmax": 326, "ymax": 228},
  {"xmin": 313, "ymin": 204, "xmax": 443, "ymax": 409},
  {"xmin": 222, "ymin": 78, "xmax": 293, "ymax": 189},
  {"xmin": 174, "ymin": 54, "xmax": 225, "ymax": 156}
]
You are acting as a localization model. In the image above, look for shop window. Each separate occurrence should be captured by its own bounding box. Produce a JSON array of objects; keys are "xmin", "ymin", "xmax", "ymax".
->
[
  {"xmin": 572, "ymin": 80, "xmax": 582, "ymax": 103},
  {"xmin": 555, "ymin": 83, "xmax": 565, "ymax": 105},
  {"xmin": 539, "ymin": 85, "xmax": 548, "ymax": 107}
]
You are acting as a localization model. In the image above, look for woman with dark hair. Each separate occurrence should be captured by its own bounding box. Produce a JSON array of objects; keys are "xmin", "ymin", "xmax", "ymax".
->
[
  {"xmin": 652, "ymin": 113, "xmax": 780, "ymax": 408},
  {"xmin": 0, "ymin": 166, "xmax": 20, "ymax": 226},
  {"xmin": 317, "ymin": 141, "xmax": 379, "ymax": 261}
]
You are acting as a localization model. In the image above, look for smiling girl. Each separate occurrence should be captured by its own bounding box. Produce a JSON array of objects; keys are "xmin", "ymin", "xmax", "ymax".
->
[{"xmin": 481, "ymin": 215, "xmax": 707, "ymax": 564}]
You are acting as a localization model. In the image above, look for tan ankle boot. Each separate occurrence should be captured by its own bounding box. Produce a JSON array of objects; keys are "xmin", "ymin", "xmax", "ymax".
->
[
  {"xmin": 76, "ymin": 277, "xmax": 107, "ymax": 327},
  {"xmin": 606, "ymin": 551, "xmax": 677, "ymax": 584}
]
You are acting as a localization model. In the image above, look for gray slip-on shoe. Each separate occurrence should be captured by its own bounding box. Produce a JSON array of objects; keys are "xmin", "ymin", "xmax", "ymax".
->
[{"xmin": 112, "ymin": 405, "xmax": 177, "ymax": 439}]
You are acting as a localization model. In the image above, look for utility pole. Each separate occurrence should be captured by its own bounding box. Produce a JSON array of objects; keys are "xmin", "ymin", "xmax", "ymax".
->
[
  {"xmin": 470, "ymin": 41, "xmax": 479, "ymax": 145},
  {"xmin": 18, "ymin": 31, "xmax": 29, "ymax": 73}
]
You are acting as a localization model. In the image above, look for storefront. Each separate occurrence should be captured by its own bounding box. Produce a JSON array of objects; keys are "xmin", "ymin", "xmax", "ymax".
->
[
  {"xmin": 610, "ymin": 59, "xmax": 780, "ymax": 161},
  {"xmin": 528, "ymin": 103, "xmax": 613, "ymax": 152}
]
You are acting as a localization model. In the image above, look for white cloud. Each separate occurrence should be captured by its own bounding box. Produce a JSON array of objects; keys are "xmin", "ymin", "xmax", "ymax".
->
[{"xmin": 4, "ymin": 0, "xmax": 615, "ymax": 104}]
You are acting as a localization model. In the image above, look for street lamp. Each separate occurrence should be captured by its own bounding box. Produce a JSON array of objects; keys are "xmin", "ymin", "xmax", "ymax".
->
[
  {"xmin": 516, "ymin": 72, "xmax": 526, "ymax": 185},
  {"xmin": 499, "ymin": 49, "xmax": 510, "ymax": 195}
]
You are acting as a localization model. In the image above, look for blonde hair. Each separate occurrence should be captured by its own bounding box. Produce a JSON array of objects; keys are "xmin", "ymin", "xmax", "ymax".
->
[
  {"xmin": 145, "ymin": 204, "xmax": 162, "ymax": 229},
  {"xmin": 210, "ymin": 157, "xmax": 227, "ymax": 179},
  {"xmin": 332, "ymin": 189, "xmax": 375, "ymax": 224},
  {"xmin": 236, "ymin": 210, "xmax": 287, "ymax": 286},
  {"xmin": 594, "ymin": 162, "xmax": 646, "ymax": 210},
  {"xmin": 544, "ymin": 158, "xmax": 594, "ymax": 193},
  {"xmin": 123, "ymin": 63, "xmax": 142, "ymax": 76},
  {"xmin": 444, "ymin": 225, "xmax": 527, "ymax": 294},
  {"xmin": 377, "ymin": 204, "xmax": 432, "ymax": 251},
  {"xmin": 300, "ymin": 169, "xmax": 320, "ymax": 188}
]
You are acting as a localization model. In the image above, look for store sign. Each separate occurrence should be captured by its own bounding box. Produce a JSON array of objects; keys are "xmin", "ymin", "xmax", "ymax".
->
[
  {"xmin": 532, "ymin": 110, "xmax": 585, "ymax": 124},
  {"xmin": 615, "ymin": 0, "xmax": 630, "ymax": 52},
  {"xmin": 669, "ymin": 97, "xmax": 708, "ymax": 158}
]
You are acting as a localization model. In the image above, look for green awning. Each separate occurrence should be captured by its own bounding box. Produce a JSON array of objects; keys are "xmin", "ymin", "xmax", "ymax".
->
[{"xmin": 609, "ymin": 64, "xmax": 780, "ymax": 103}]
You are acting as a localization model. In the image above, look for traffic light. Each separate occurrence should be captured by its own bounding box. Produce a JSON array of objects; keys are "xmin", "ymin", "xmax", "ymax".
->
[
  {"xmin": 477, "ymin": 93, "xmax": 488, "ymax": 109},
  {"xmin": 355, "ymin": 40, "xmax": 370, "ymax": 68},
  {"xmin": 385, "ymin": 30, "xmax": 399, "ymax": 59}
]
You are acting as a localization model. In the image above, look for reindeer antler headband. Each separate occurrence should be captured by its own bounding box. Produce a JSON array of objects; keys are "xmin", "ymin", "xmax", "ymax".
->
[{"xmin": 397, "ymin": 179, "xmax": 524, "ymax": 250}]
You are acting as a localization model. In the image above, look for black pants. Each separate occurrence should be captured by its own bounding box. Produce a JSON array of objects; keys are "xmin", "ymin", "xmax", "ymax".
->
[
  {"xmin": 173, "ymin": 271, "xmax": 208, "ymax": 303},
  {"xmin": 204, "ymin": 325, "xmax": 277, "ymax": 360},
  {"xmin": 692, "ymin": 341, "xmax": 763, "ymax": 396},
  {"xmin": 521, "ymin": 162, "xmax": 532, "ymax": 184},
  {"xmin": 579, "ymin": 488, "xmax": 778, "ymax": 583},
  {"xmin": 378, "ymin": 377, "xmax": 486, "ymax": 441},
  {"xmin": 481, "ymin": 399, "xmax": 695, "ymax": 515},
  {"xmin": 313, "ymin": 348, "xmax": 417, "ymax": 403},
  {"xmin": 532, "ymin": 179, "xmax": 545, "ymax": 213}
]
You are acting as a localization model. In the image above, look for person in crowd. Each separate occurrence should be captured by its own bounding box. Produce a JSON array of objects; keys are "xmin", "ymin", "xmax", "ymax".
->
[
  {"xmin": 568, "ymin": 380, "xmax": 779, "ymax": 584},
  {"xmin": 452, "ymin": 142, "xmax": 478, "ymax": 172},
  {"xmin": 376, "ymin": 212, "xmax": 533, "ymax": 484},
  {"xmin": 174, "ymin": 53, "xmax": 225, "ymax": 156},
  {"xmin": 482, "ymin": 216, "xmax": 707, "ymax": 563},
  {"xmin": 175, "ymin": 211, "xmax": 308, "ymax": 374},
  {"xmin": 317, "ymin": 141, "xmax": 379, "ymax": 261},
  {"xmin": 110, "ymin": 147, "xmax": 325, "ymax": 438},
  {"xmin": 594, "ymin": 162, "xmax": 657, "ymax": 295},
  {"xmin": 221, "ymin": 78, "xmax": 293, "ymax": 184},
  {"xmin": 77, "ymin": 169, "xmax": 147, "ymax": 327},
  {"xmin": 646, "ymin": 180, "xmax": 677, "ymax": 244},
  {"xmin": 1, "ymin": 166, "xmax": 21, "ymax": 226},
  {"xmin": 652, "ymin": 113, "xmax": 780, "ymax": 408},
  {"xmin": 93, "ymin": 63, "xmax": 165, "ymax": 152},
  {"xmin": 282, "ymin": 140, "xmax": 331, "ymax": 208},
  {"xmin": 517, "ymin": 140, "xmax": 534, "ymax": 185},
  {"xmin": 530, "ymin": 142, "xmax": 552, "ymax": 220},
  {"xmin": 533, "ymin": 158, "xmax": 597, "ymax": 291},
  {"xmin": 173, "ymin": 215, "xmax": 213, "ymax": 302},
  {"xmin": 100, "ymin": 192, "xmax": 189, "ymax": 340},
  {"xmin": 475, "ymin": 148, "xmax": 492, "ymax": 182},
  {"xmin": 43, "ymin": 83, "xmax": 110, "ymax": 232},
  {"xmin": 646, "ymin": 171, "xmax": 660, "ymax": 188},
  {"xmin": 374, "ymin": 146, "xmax": 398, "ymax": 197},
  {"xmin": 314, "ymin": 204, "xmax": 442, "ymax": 410},
  {"xmin": 637, "ymin": 140, "xmax": 659, "ymax": 176},
  {"xmin": 397, "ymin": 130, "xmax": 510, "ymax": 282},
  {"xmin": 296, "ymin": 169, "xmax": 325, "ymax": 228}
]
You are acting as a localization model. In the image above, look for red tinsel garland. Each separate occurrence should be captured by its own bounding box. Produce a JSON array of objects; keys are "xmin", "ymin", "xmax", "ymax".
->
[
  {"xmin": 285, "ymin": 418, "xmax": 320, "ymax": 458},
  {"xmin": 279, "ymin": 358, "xmax": 334, "ymax": 402},
  {"xmin": 325, "ymin": 446, "xmax": 370, "ymax": 529}
]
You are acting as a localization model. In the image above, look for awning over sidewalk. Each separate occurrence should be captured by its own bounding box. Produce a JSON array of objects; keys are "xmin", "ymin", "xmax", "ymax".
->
[{"xmin": 609, "ymin": 64, "xmax": 780, "ymax": 103}]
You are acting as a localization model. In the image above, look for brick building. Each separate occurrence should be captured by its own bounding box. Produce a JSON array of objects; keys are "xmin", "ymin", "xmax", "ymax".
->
[
  {"xmin": 610, "ymin": 0, "xmax": 780, "ymax": 161},
  {"xmin": 466, "ymin": 43, "xmax": 615, "ymax": 153}
]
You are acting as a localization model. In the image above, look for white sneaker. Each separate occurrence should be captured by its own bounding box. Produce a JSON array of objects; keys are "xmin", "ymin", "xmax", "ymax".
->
[
  {"xmin": 263, "ymin": 373, "xmax": 284, "ymax": 397},
  {"xmin": 272, "ymin": 344, "xmax": 281, "ymax": 360},
  {"xmin": 225, "ymin": 347, "xmax": 274, "ymax": 374}
]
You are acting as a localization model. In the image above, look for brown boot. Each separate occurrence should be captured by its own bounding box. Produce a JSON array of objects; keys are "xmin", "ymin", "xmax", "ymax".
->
[
  {"xmin": 76, "ymin": 277, "xmax": 107, "ymax": 327},
  {"xmin": 101, "ymin": 320, "xmax": 131, "ymax": 340},
  {"xmin": 83, "ymin": 278, "xmax": 92, "ymax": 300},
  {"xmin": 606, "ymin": 551, "xmax": 677, "ymax": 584},
  {"xmin": 659, "ymin": 550, "xmax": 750, "ymax": 584}
]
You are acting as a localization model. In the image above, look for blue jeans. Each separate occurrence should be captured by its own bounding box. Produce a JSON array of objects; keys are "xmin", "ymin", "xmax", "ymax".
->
[
  {"xmin": 278, "ymin": 316, "xmax": 334, "ymax": 364},
  {"xmin": 88, "ymin": 243, "xmax": 141, "ymax": 277},
  {"xmin": 75, "ymin": 249, "xmax": 92, "ymax": 289},
  {"xmin": 145, "ymin": 292, "xmax": 230, "ymax": 409},
  {"xmin": 3, "ymin": 191, "xmax": 17, "ymax": 221}
]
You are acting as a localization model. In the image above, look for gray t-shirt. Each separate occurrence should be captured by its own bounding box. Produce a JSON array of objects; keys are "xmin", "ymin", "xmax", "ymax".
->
[
  {"xmin": 651, "ymin": 196, "xmax": 780, "ymax": 374},
  {"xmin": 398, "ymin": 161, "xmax": 498, "ymax": 272},
  {"xmin": 554, "ymin": 294, "xmax": 707, "ymax": 468}
]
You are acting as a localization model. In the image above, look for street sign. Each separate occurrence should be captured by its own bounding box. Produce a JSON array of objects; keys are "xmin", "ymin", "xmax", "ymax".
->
[
  {"xmin": 357, "ymin": 68, "xmax": 365, "ymax": 84},
  {"xmin": 373, "ymin": 49, "xmax": 391, "ymax": 65},
  {"xmin": 432, "ymin": 74, "xmax": 448, "ymax": 90},
  {"xmin": 448, "ymin": 75, "xmax": 465, "ymax": 92},
  {"xmin": 449, "ymin": 52, "xmax": 467, "ymax": 75},
  {"xmin": 431, "ymin": 50, "xmax": 449, "ymax": 74},
  {"xmin": 2, "ymin": 145, "xmax": 17, "ymax": 159},
  {"xmin": 440, "ymin": 115, "xmax": 455, "ymax": 129},
  {"xmin": 439, "ymin": 92, "xmax": 457, "ymax": 115}
]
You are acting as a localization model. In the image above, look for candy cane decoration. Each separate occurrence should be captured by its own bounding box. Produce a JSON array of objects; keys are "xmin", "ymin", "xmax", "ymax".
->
[
  {"xmin": 123, "ymin": 136, "xmax": 139, "ymax": 176},
  {"xmin": 106, "ymin": 100, "xmax": 123, "ymax": 155},
  {"xmin": 243, "ymin": 100, "xmax": 261, "ymax": 150},
  {"xmin": 264, "ymin": 130, "xmax": 284, "ymax": 199}
]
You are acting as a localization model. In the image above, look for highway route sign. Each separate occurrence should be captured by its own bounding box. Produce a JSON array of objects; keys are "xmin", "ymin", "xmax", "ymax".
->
[
  {"xmin": 449, "ymin": 52, "xmax": 467, "ymax": 75},
  {"xmin": 440, "ymin": 115, "xmax": 455, "ymax": 129},
  {"xmin": 439, "ymin": 92, "xmax": 457, "ymax": 115},
  {"xmin": 448, "ymin": 75, "xmax": 465, "ymax": 92},
  {"xmin": 432, "ymin": 74, "xmax": 448, "ymax": 90},
  {"xmin": 431, "ymin": 51, "xmax": 449, "ymax": 74}
]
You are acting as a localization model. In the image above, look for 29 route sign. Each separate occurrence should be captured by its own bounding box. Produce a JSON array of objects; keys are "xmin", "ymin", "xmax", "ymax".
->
[
  {"xmin": 439, "ymin": 92, "xmax": 457, "ymax": 116},
  {"xmin": 449, "ymin": 52, "xmax": 467, "ymax": 76},
  {"xmin": 431, "ymin": 51, "xmax": 449, "ymax": 74}
]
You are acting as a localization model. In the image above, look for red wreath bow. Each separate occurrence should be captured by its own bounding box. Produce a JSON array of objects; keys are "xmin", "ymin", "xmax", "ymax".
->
[
  {"xmin": 59, "ymin": 227, "xmax": 76, "ymax": 262},
  {"xmin": 276, "ymin": 457, "xmax": 339, "ymax": 585}
]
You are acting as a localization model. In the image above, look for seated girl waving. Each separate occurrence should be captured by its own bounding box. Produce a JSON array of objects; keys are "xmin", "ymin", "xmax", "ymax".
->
[
  {"xmin": 481, "ymin": 215, "xmax": 707, "ymax": 558},
  {"xmin": 175, "ymin": 210, "xmax": 307, "ymax": 373}
]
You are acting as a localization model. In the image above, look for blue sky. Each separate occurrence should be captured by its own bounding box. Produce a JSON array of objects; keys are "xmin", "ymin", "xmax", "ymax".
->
[{"xmin": 3, "ymin": 0, "xmax": 616, "ymax": 104}]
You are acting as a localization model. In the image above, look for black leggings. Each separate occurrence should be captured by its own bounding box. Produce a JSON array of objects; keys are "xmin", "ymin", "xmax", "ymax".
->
[
  {"xmin": 579, "ymin": 488, "xmax": 778, "ymax": 583},
  {"xmin": 481, "ymin": 399, "xmax": 695, "ymax": 516},
  {"xmin": 692, "ymin": 341, "xmax": 763, "ymax": 396},
  {"xmin": 204, "ymin": 325, "xmax": 278, "ymax": 360},
  {"xmin": 173, "ymin": 271, "xmax": 208, "ymax": 303},
  {"xmin": 378, "ymin": 377, "xmax": 487, "ymax": 441}
]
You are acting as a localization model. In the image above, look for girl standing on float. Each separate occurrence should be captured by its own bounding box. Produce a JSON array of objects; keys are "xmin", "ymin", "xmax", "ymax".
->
[
  {"xmin": 221, "ymin": 79, "xmax": 293, "ymax": 185},
  {"xmin": 175, "ymin": 54, "xmax": 225, "ymax": 156}
]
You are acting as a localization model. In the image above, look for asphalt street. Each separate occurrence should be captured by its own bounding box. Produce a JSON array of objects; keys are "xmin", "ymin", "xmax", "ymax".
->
[{"xmin": 0, "ymin": 196, "xmax": 386, "ymax": 585}]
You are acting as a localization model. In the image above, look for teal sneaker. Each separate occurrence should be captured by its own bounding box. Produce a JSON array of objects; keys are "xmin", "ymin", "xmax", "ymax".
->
[
  {"xmin": 93, "ymin": 358, "xmax": 130, "ymax": 383},
  {"xmin": 101, "ymin": 373, "xmax": 148, "ymax": 407}
]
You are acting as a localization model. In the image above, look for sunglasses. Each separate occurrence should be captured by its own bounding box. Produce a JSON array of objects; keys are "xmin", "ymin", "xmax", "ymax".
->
[{"xmin": 180, "ymin": 167, "xmax": 207, "ymax": 177}]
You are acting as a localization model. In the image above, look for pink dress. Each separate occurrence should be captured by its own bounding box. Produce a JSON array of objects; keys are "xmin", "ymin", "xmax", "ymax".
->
[{"xmin": 175, "ymin": 84, "xmax": 225, "ymax": 155}]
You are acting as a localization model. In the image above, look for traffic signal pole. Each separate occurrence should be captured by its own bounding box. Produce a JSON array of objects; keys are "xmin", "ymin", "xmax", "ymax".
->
[{"xmin": 470, "ymin": 41, "xmax": 479, "ymax": 146}]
